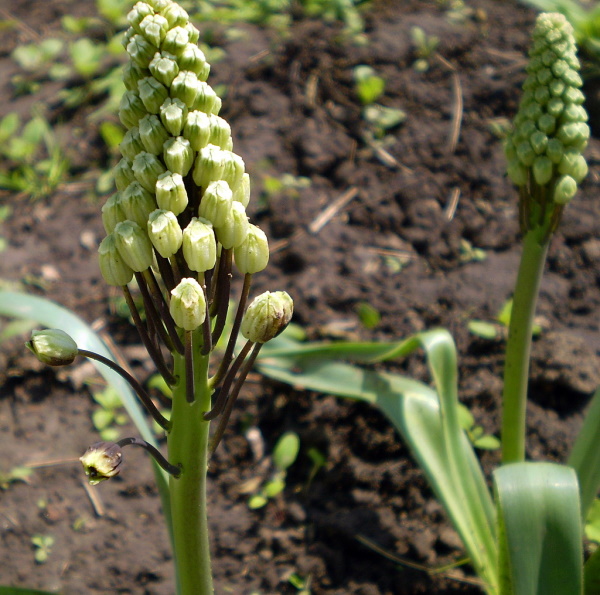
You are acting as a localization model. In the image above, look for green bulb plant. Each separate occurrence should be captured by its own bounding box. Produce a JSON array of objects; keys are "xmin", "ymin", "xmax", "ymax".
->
[
  {"xmin": 25, "ymin": 2, "xmax": 293, "ymax": 593},
  {"xmin": 247, "ymin": 13, "xmax": 600, "ymax": 594}
]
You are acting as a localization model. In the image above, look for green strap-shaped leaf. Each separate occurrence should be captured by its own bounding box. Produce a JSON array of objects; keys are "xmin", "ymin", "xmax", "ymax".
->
[{"xmin": 494, "ymin": 462, "xmax": 583, "ymax": 595}]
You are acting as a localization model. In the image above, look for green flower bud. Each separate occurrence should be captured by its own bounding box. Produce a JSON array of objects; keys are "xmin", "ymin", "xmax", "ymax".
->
[
  {"xmin": 553, "ymin": 174, "xmax": 577, "ymax": 204},
  {"xmin": 27, "ymin": 329, "xmax": 78, "ymax": 366},
  {"xmin": 101, "ymin": 192, "xmax": 126, "ymax": 233},
  {"xmin": 193, "ymin": 145, "xmax": 244, "ymax": 191},
  {"xmin": 184, "ymin": 22, "xmax": 200, "ymax": 44},
  {"xmin": 530, "ymin": 130, "xmax": 548, "ymax": 155},
  {"xmin": 546, "ymin": 97, "xmax": 564, "ymax": 117},
  {"xmin": 139, "ymin": 14, "xmax": 169, "ymax": 47},
  {"xmin": 139, "ymin": 114, "xmax": 170, "ymax": 154},
  {"xmin": 148, "ymin": 209, "xmax": 183, "ymax": 258},
  {"xmin": 98, "ymin": 233, "xmax": 134, "ymax": 286},
  {"xmin": 127, "ymin": 33, "xmax": 156, "ymax": 67},
  {"xmin": 149, "ymin": 51, "xmax": 180, "ymax": 87},
  {"xmin": 121, "ymin": 26, "xmax": 136, "ymax": 51},
  {"xmin": 170, "ymin": 70, "xmax": 201, "ymax": 108},
  {"xmin": 114, "ymin": 158, "xmax": 137, "ymax": 192},
  {"xmin": 532, "ymin": 155, "xmax": 553, "ymax": 185},
  {"xmin": 147, "ymin": 0, "xmax": 170, "ymax": 10},
  {"xmin": 120, "ymin": 126, "xmax": 145, "ymax": 161},
  {"xmin": 161, "ymin": 2, "xmax": 189, "ymax": 28},
  {"xmin": 119, "ymin": 91, "xmax": 147, "ymax": 129},
  {"xmin": 163, "ymin": 136, "xmax": 194, "ymax": 175},
  {"xmin": 208, "ymin": 115, "xmax": 232, "ymax": 150},
  {"xmin": 240, "ymin": 291, "xmax": 293, "ymax": 343},
  {"xmin": 156, "ymin": 171, "xmax": 188, "ymax": 215},
  {"xmin": 507, "ymin": 161, "xmax": 528, "ymax": 186},
  {"xmin": 123, "ymin": 61, "xmax": 149, "ymax": 91},
  {"xmin": 114, "ymin": 220, "xmax": 154, "ymax": 272},
  {"xmin": 80, "ymin": 441, "xmax": 123, "ymax": 485},
  {"xmin": 138, "ymin": 76, "xmax": 169, "ymax": 114},
  {"xmin": 182, "ymin": 217, "xmax": 217, "ymax": 272},
  {"xmin": 160, "ymin": 97, "xmax": 188, "ymax": 136},
  {"xmin": 121, "ymin": 181, "xmax": 157, "ymax": 228},
  {"xmin": 170, "ymin": 277, "xmax": 207, "ymax": 331},
  {"xmin": 127, "ymin": 2, "xmax": 154, "ymax": 34},
  {"xmin": 216, "ymin": 201, "xmax": 249, "ymax": 249},
  {"xmin": 178, "ymin": 44, "xmax": 209, "ymax": 80},
  {"xmin": 191, "ymin": 81, "xmax": 218, "ymax": 114},
  {"xmin": 198, "ymin": 180, "xmax": 233, "ymax": 227},
  {"xmin": 562, "ymin": 87, "xmax": 584, "ymax": 105},
  {"xmin": 132, "ymin": 151, "xmax": 166, "ymax": 192},
  {"xmin": 234, "ymin": 224, "xmax": 269, "ymax": 274},
  {"xmin": 546, "ymin": 138, "xmax": 564, "ymax": 163},
  {"xmin": 558, "ymin": 149, "xmax": 588, "ymax": 183},
  {"xmin": 233, "ymin": 172, "xmax": 251, "ymax": 208},
  {"xmin": 212, "ymin": 95, "xmax": 222, "ymax": 116},
  {"xmin": 184, "ymin": 110, "xmax": 211, "ymax": 150},
  {"xmin": 537, "ymin": 113, "xmax": 555, "ymax": 134},
  {"xmin": 161, "ymin": 26, "xmax": 190, "ymax": 55},
  {"xmin": 549, "ymin": 79, "xmax": 565, "ymax": 96}
]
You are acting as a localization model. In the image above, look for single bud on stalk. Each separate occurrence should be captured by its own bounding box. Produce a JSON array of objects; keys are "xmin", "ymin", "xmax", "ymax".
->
[
  {"xmin": 170, "ymin": 277, "xmax": 207, "ymax": 330},
  {"xmin": 148, "ymin": 209, "xmax": 183, "ymax": 258},
  {"xmin": 241, "ymin": 291, "xmax": 294, "ymax": 343},
  {"xmin": 234, "ymin": 224, "xmax": 269, "ymax": 274},
  {"xmin": 182, "ymin": 217, "xmax": 217, "ymax": 272},
  {"xmin": 27, "ymin": 329, "xmax": 78, "ymax": 366},
  {"xmin": 98, "ymin": 233, "xmax": 135, "ymax": 286},
  {"xmin": 80, "ymin": 441, "xmax": 123, "ymax": 485}
]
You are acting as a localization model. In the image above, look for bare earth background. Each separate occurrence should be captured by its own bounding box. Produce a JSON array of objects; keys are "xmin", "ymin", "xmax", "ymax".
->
[{"xmin": 1, "ymin": 0, "xmax": 599, "ymax": 593}]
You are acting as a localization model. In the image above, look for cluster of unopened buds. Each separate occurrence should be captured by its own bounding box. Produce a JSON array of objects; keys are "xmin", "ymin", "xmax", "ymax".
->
[{"xmin": 27, "ymin": 0, "xmax": 293, "ymax": 485}]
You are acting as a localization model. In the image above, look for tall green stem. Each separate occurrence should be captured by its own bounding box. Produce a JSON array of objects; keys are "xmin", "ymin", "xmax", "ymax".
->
[
  {"xmin": 167, "ymin": 331, "xmax": 213, "ymax": 595},
  {"xmin": 501, "ymin": 229, "xmax": 549, "ymax": 464}
]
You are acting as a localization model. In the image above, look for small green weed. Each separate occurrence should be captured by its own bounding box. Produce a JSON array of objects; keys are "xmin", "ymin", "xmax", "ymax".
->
[
  {"xmin": 411, "ymin": 26, "xmax": 440, "ymax": 72},
  {"xmin": 31, "ymin": 534, "xmax": 55, "ymax": 564},
  {"xmin": 92, "ymin": 386, "xmax": 128, "ymax": 441}
]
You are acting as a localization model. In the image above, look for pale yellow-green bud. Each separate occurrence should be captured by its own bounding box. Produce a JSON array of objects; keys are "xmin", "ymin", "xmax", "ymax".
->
[
  {"xmin": 149, "ymin": 51, "xmax": 179, "ymax": 87},
  {"xmin": 191, "ymin": 81, "xmax": 219, "ymax": 114},
  {"xmin": 161, "ymin": 2, "xmax": 189, "ymax": 28},
  {"xmin": 241, "ymin": 291, "xmax": 293, "ymax": 343},
  {"xmin": 123, "ymin": 60, "xmax": 149, "ymax": 92},
  {"xmin": 120, "ymin": 126, "xmax": 145, "ymax": 161},
  {"xmin": 553, "ymin": 174, "xmax": 577, "ymax": 204},
  {"xmin": 183, "ymin": 110, "xmax": 211, "ymax": 150},
  {"xmin": 161, "ymin": 25, "xmax": 189, "ymax": 55},
  {"xmin": 208, "ymin": 115, "xmax": 232, "ymax": 150},
  {"xmin": 234, "ymin": 224, "xmax": 269, "ymax": 274},
  {"xmin": 184, "ymin": 22, "xmax": 200, "ymax": 44},
  {"xmin": 532, "ymin": 155, "xmax": 553, "ymax": 185},
  {"xmin": 27, "ymin": 329, "xmax": 78, "ymax": 366},
  {"xmin": 80, "ymin": 441, "xmax": 123, "ymax": 485},
  {"xmin": 148, "ymin": 209, "xmax": 183, "ymax": 258},
  {"xmin": 121, "ymin": 181, "xmax": 157, "ymax": 228},
  {"xmin": 114, "ymin": 158, "xmax": 137, "ymax": 191},
  {"xmin": 138, "ymin": 76, "xmax": 169, "ymax": 114},
  {"xmin": 558, "ymin": 148, "xmax": 588, "ymax": 183},
  {"xmin": 98, "ymin": 233, "xmax": 135, "ymax": 286},
  {"xmin": 193, "ymin": 145, "xmax": 244, "ymax": 191},
  {"xmin": 114, "ymin": 220, "xmax": 154, "ymax": 272},
  {"xmin": 170, "ymin": 277, "xmax": 206, "ymax": 330},
  {"xmin": 178, "ymin": 44, "xmax": 209, "ymax": 80},
  {"xmin": 233, "ymin": 173, "xmax": 251, "ymax": 208},
  {"xmin": 139, "ymin": 14, "xmax": 169, "ymax": 47},
  {"xmin": 198, "ymin": 180, "xmax": 233, "ymax": 227},
  {"xmin": 215, "ymin": 201, "xmax": 249, "ymax": 249},
  {"xmin": 127, "ymin": 33, "xmax": 156, "ymax": 67},
  {"xmin": 182, "ymin": 217, "xmax": 217, "ymax": 272},
  {"xmin": 132, "ymin": 151, "xmax": 167, "ymax": 192},
  {"xmin": 101, "ymin": 192, "xmax": 126, "ymax": 234},
  {"xmin": 170, "ymin": 70, "xmax": 201, "ymax": 108},
  {"xmin": 160, "ymin": 97, "xmax": 188, "ymax": 136},
  {"xmin": 139, "ymin": 114, "xmax": 170, "ymax": 154},
  {"xmin": 127, "ymin": 2, "xmax": 153, "ymax": 34},
  {"xmin": 163, "ymin": 136, "xmax": 194, "ymax": 175},
  {"xmin": 156, "ymin": 171, "xmax": 188, "ymax": 215},
  {"xmin": 119, "ymin": 91, "xmax": 147, "ymax": 129}
]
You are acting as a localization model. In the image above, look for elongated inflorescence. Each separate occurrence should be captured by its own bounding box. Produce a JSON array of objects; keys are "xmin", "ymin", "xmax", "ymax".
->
[{"xmin": 504, "ymin": 13, "xmax": 589, "ymax": 232}]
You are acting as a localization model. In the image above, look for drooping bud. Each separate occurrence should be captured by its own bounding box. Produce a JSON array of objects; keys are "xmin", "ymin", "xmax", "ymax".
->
[
  {"xmin": 241, "ymin": 291, "xmax": 294, "ymax": 343},
  {"xmin": 139, "ymin": 114, "xmax": 170, "ymax": 154},
  {"xmin": 156, "ymin": 171, "xmax": 188, "ymax": 215},
  {"xmin": 182, "ymin": 217, "xmax": 217, "ymax": 272},
  {"xmin": 148, "ymin": 209, "xmax": 183, "ymax": 258},
  {"xmin": 170, "ymin": 277, "xmax": 206, "ymax": 331},
  {"xmin": 80, "ymin": 442, "xmax": 123, "ymax": 485},
  {"xmin": 234, "ymin": 224, "xmax": 269, "ymax": 274},
  {"xmin": 198, "ymin": 180, "xmax": 233, "ymax": 227},
  {"xmin": 138, "ymin": 76, "xmax": 169, "ymax": 114},
  {"xmin": 113, "ymin": 220, "xmax": 154, "ymax": 272},
  {"xmin": 132, "ymin": 151, "xmax": 167, "ymax": 192},
  {"xmin": 120, "ymin": 126, "xmax": 145, "ymax": 161},
  {"xmin": 215, "ymin": 201, "xmax": 249, "ymax": 249},
  {"xmin": 101, "ymin": 192, "xmax": 126, "ymax": 233},
  {"xmin": 163, "ymin": 136, "xmax": 194, "ymax": 175},
  {"xmin": 149, "ymin": 51, "xmax": 180, "ymax": 87},
  {"xmin": 119, "ymin": 91, "xmax": 147, "ymax": 129},
  {"xmin": 233, "ymin": 172, "xmax": 251, "ymax": 208},
  {"xmin": 121, "ymin": 181, "xmax": 157, "ymax": 228},
  {"xmin": 114, "ymin": 158, "xmax": 137, "ymax": 191},
  {"xmin": 98, "ymin": 233, "xmax": 135, "ymax": 286},
  {"xmin": 160, "ymin": 97, "xmax": 188, "ymax": 136},
  {"xmin": 27, "ymin": 329, "xmax": 78, "ymax": 366}
]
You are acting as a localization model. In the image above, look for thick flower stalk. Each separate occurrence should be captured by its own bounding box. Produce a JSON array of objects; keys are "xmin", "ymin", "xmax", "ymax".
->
[
  {"xmin": 28, "ymin": 1, "xmax": 293, "ymax": 593},
  {"xmin": 501, "ymin": 13, "xmax": 589, "ymax": 463}
]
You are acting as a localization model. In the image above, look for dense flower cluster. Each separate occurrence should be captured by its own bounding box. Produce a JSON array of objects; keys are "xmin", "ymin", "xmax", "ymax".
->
[
  {"xmin": 504, "ymin": 12, "xmax": 589, "ymax": 206},
  {"xmin": 99, "ymin": 0, "xmax": 269, "ymax": 329}
]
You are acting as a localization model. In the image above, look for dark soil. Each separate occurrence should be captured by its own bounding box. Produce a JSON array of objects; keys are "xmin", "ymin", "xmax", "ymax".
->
[{"xmin": 1, "ymin": 0, "xmax": 599, "ymax": 593}]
